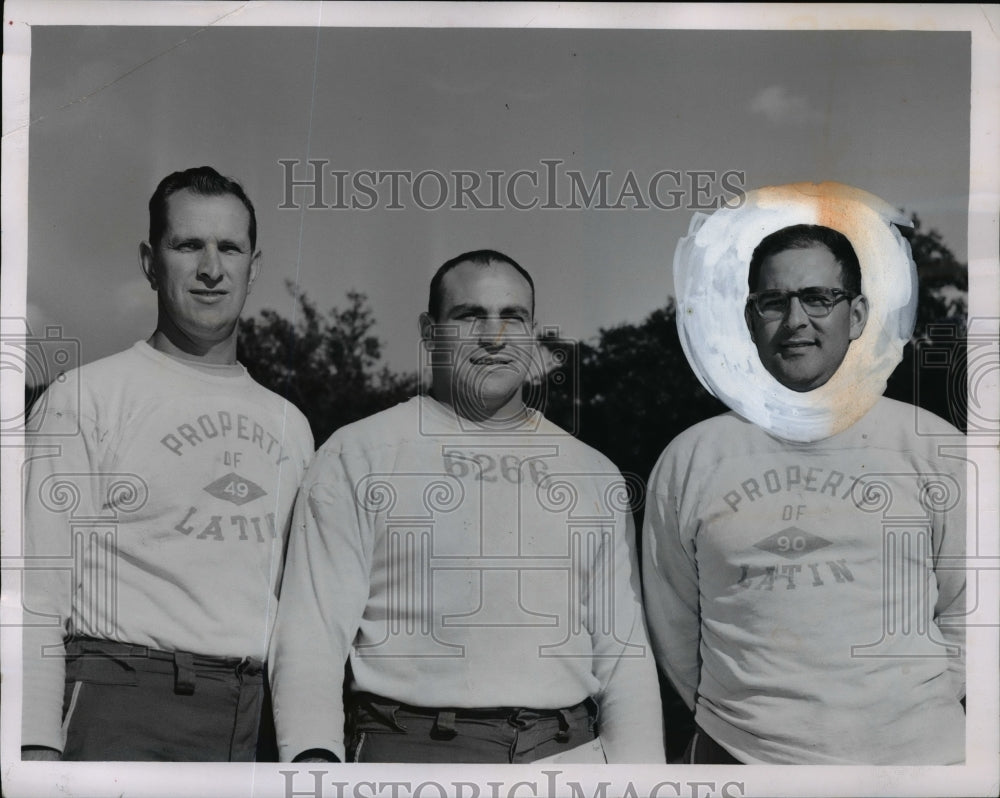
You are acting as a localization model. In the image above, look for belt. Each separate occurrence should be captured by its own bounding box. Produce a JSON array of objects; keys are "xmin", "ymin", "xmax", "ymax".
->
[
  {"xmin": 349, "ymin": 691, "xmax": 598, "ymax": 741},
  {"xmin": 65, "ymin": 636, "xmax": 263, "ymax": 696}
]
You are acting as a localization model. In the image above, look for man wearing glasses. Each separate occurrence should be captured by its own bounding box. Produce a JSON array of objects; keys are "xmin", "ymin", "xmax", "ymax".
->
[
  {"xmin": 643, "ymin": 223, "xmax": 966, "ymax": 764},
  {"xmin": 742, "ymin": 225, "xmax": 868, "ymax": 393}
]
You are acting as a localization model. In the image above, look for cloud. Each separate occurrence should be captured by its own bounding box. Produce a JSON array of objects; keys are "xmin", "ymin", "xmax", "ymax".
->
[{"xmin": 749, "ymin": 85, "xmax": 824, "ymax": 125}]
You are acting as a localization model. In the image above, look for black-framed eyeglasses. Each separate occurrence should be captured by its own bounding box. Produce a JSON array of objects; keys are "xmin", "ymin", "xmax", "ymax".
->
[{"xmin": 746, "ymin": 287, "xmax": 857, "ymax": 321}]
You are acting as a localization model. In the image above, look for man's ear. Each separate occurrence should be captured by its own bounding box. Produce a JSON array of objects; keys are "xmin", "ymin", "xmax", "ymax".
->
[
  {"xmin": 744, "ymin": 302, "xmax": 757, "ymax": 342},
  {"xmin": 848, "ymin": 294, "xmax": 869, "ymax": 341},
  {"xmin": 419, "ymin": 311, "xmax": 435, "ymax": 343},
  {"xmin": 139, "ymin": 241, "xmax": 157, "ymax": 290},
  {"xmin": 248, "ymin": 250, "xmax": 263, "ymax": 294}
]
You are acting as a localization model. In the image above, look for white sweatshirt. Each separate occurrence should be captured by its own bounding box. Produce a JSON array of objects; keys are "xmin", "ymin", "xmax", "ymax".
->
[
  {"xmin": 643, "ymin": 397, "xmax": 966, "ymax": 764},
  {"xmin": 22, "ymin": 341, "xmax": 314, "ymax": 751},
  {"xmin": 270, "ymin": 395, "xmax": 665, "ymax": 763}
]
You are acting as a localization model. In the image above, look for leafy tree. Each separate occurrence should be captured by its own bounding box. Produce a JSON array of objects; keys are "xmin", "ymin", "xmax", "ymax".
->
[
  {"xmin": 535, "ymin": 304, "xmax": 726, "ymax": 502},
  {"xmin": 885, "ymin": 214, "xmax": 969, "ymax": 430},
  {"xmin": 237, "ymin": 282, "xmax": 417, "ymax": 446}
]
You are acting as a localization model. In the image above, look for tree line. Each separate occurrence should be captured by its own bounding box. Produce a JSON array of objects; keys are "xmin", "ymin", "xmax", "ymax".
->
[{"xmin": 237, "ymin": 215, "xmax": 968, "ymax": 490}]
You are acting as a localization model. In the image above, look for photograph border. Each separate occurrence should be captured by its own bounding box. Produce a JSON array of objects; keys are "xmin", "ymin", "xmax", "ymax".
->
[{"xmin": 2, "ymin": 3, "xmax": 997, "ymax": 797}]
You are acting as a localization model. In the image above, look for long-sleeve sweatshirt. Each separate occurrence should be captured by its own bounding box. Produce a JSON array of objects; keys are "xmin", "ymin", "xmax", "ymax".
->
[
  {"xmin": 642, "ymin": 396, "xmax": 966, "ymax": 764},
  {"xmin": 21, "ymin": 341, "xmax": 314, "ymax": 751},
  {"xmin": 269, "ymin": 395, "xmax": 665, "ymax": 764}
]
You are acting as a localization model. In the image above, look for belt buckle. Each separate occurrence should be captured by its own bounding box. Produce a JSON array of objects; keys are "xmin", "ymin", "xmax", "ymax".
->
[{"xmin": 236, "ymin": 656, "xmax": 262, "ymax": 677}]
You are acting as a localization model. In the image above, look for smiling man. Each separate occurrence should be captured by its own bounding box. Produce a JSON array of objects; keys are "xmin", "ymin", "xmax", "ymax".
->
[
  {"xmin": 643, "ymin": 223, "xmax": 966, "ymax": 764},
  {"xmin": 21, "ymin": 167, "xmax": 313, "ymax": 761},
  {"xmin": 270, "ymin": 250, "xmax": 664, "ymax": 764},
  {"xmin": 743, "ymin": 225, "xmax": 868, "ymax": 393}
]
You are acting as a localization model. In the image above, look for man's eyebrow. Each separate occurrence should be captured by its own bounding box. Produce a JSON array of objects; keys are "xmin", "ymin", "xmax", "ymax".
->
[
  {"xmin": 499, "ymin": 304, "xmax": 531, "ymax": 317},
  {"xmin": 446, "ymin": 303, "xmax": 531, "ymax": 318},
  {"xmin": 446, "ymin": 303, "xmax": 487, "ymax": 316},
  {"xmin": 166, "ymin": 235, "xmax": 247, "ymax": 249},
  {"xmin": 166, "ymin": 235, "xmax": 204, "ymax": 246}
]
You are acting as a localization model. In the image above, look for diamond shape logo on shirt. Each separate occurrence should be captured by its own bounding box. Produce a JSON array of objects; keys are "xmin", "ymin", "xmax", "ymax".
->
[
  {"xmin": 203, "ymin": 473, "xmax": 267, "ymax": 506},
  {"xmin": 754, "ymin": 527, "xmax": 832, "ymax": 560}
]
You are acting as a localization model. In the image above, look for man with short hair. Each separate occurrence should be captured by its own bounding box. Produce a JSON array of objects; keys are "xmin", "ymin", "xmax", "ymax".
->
[
  {"xmin": 270, "ymin": 249, "xmax": 665, "ymax": 764},
  {"xmin": 21, "ymin": 166, "xmax": 314, "ymax": 761},
  {"xmin": 643, "ymin": 223, "xmax": 966, "ymax": 764},
  {"xmin": 743, "ymin": 224, "xmax": 867, "ymax": 393}
]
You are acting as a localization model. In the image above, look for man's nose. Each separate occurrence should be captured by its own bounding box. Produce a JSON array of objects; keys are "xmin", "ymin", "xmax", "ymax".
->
[
  {"xmin": 476, "ymin": 316, "xmax": 507, "ymax": 345},
  {"xmin": 198, "ymin": 246, "xmax": 223, "ymax": 281},
  {"xmin": 782, "ymin": 296, "xmax": 809, "ymax": 328}
]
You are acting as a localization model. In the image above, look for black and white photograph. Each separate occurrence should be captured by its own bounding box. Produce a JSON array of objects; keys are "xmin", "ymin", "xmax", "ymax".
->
[{"xmin": 2, "ymin": 3, "xmax": 997, "ymax": 797}]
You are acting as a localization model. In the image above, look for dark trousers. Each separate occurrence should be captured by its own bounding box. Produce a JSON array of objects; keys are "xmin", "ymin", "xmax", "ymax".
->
[
  {"xmin": 684, "ymin": 725, "xmax": 743, "ymax": 764},
  {"xmin": 346, "ymin": 691, "xmax": 599, "ymax": 763},
  {"xmin": 60, "ymin": 637, "xmax": 264, "ymax": 761}
]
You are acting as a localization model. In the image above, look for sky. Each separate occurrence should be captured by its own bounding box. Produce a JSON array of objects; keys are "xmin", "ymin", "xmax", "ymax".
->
[{"xmin": 23, "ymin": 18, "xmax": 972, "ymax": 378}]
